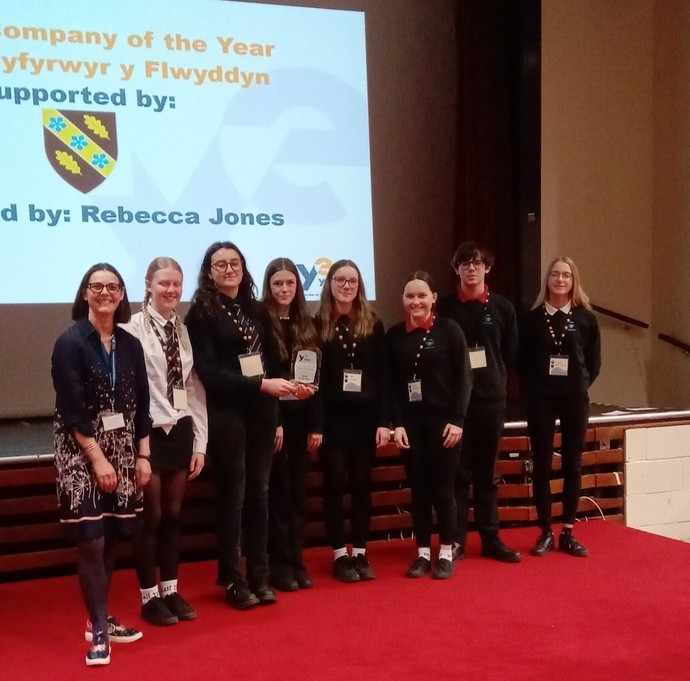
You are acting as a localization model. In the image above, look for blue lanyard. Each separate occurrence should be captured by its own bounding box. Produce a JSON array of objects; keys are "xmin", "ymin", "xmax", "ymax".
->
[{"xmin": 99, "ymin": 336, "xmax": 117, "ymax": 394}]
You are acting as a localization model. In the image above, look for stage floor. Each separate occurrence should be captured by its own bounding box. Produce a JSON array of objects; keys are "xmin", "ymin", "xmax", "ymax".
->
[{"xmin": 1, "ymin": 522, "xmax": 688, "ymax": 681}]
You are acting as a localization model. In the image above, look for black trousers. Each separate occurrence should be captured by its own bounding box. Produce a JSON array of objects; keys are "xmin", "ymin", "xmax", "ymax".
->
[
  {"xmin": 527, "ymin": 392, "xmax": 590, "ymax": 530},
  {"xmin": 268, "ymin": 405, "xmax": 311, "ymax": 578},
  {"xmin": 454, "ymin": 400, "xmax": 505, "ymax": 546},
  {"xmin": 402, "ymin": 415, "xmax": 461, "ymax": 547},
  {"xmin": 207, "ymin": 395, "xmax": 277, "ymax": 588},
  {"xmin": 320, "ymin": 403, "xmax": 377, "ymax": 550}
]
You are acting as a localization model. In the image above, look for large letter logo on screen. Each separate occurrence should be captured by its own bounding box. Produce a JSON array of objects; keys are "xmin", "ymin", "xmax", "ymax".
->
[
  {"xmin": 297, "ymin": 257, "xmax": 331, "ymax": 298},
  {"xmin": 42, "ymin": 109, "xmax": 118, "ymax": 194}
]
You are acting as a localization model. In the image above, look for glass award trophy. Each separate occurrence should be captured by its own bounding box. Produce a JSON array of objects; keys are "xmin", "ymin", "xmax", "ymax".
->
[{"xmin": 291, "ymin": 347, "xmax": 321, "ymax": 387}]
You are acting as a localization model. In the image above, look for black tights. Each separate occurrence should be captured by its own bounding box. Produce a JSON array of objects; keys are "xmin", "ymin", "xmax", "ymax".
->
[
  {"xmin": 135, "ymin": 470, "xmax": 188, "ymax": 589},
  {"xmin": 78, "ymin": 534, "xmax": 117, "ymax": 637}
]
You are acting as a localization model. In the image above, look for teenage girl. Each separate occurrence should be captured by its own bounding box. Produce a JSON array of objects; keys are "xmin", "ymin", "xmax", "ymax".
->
[
  {"xmin": 387, "ymin": 271, "xmax": 472, "ymax": 579},
  {"xmin": 121, "ymin": 257, "xmax": 207, "ymax": 626},
  {"xmin": 262, "ymin": 257, "xmax": 322, "ymax": 591},
  {"xmin": 186, "ymin": 242, "xmax": 297, "ymax": 609},
  {"xmin": 521, "ymin": 256, "xmax": 601, "ymax": 557},
  {"xmin": 316, "ymin": 259, "xmax": 390, "ymax": 582}
]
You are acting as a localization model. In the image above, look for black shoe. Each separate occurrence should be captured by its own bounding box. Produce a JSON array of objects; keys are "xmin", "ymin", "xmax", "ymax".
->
[
  {"xmin": 253, "ymin": 582, "xmax": 278, "ymax": 605},
  {"xmin": 352, "ymin": 553, "xmax": 376, "ymax": 581},
  {"xmin": 85, "ymin": 630, "xmax": 110, "ymax": 667},
  {"xmin": 272, "ymin": 574, "xmax": 299, "ymax": 592},
  {"xmin": 294, "ymin": 571, "xmax": 314, "ymax": 589},
  {"xmin": 406, "ymin": 556, "xmax": 431, "ymax": 578},
  {"xmin": 481, "ymin": 539, "xmax": 522, "ymax": 563},
  {"xmin": 163, "ymin": 592, "xmax": 197, "ymax": 621},
  {"xmin": 226, "ymin": 582, "xmax": 260, "ymax": 610},
  {"xmin": 432, "ymin": 558, "xmax": 454, "ymax": 579},
  {"xmin": 451, "ymin": 544, "xmax": 465, "ymax": 562},
  {"xmin": 559, "ymin": 532, "xmax": 589, "ymax": 557},
  {"xmin": 530, "ymin": 531, "xmax": 555, "ymax": 557},
  {"xmin": 141, "ymin": 596, "xmax": 178, "ymax": 626},
  {"xmin": 333, "ymin": 555, "xmax": 360, "ymax": 583}
]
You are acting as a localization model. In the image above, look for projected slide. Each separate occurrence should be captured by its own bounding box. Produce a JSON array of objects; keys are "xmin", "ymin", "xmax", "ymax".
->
[{"xmin": 0, "ymin": 0, "xmax": 374, "ymax": 303}]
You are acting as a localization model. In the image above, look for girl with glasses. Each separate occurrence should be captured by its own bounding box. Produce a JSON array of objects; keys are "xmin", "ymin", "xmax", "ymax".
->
[
  {"xmin": 120, "ymin": 257, "xmax": 208, "ymax": 627},
  {"xmin": 185, "ymin": 242, "xmax": 297, "ymax": 610},
  {"xmin": 521, "ymin": 256, "xmax": 601, "ymax": 558},
  {"xmin": 315, "ymin": 259, "xmax": 391, "ymax": 583},
  {"xmin": 51, "ymin": 263, "xmax": 151, "ymax": 666},
  {"xmin": 261, "ymin": 257, "xmax": 322, "ymax": 591}
]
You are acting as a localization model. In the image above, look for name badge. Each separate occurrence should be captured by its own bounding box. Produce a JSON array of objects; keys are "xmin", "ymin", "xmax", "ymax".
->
[
  {"xmin": 549, "ymin": 355, "xmax": 569, "ymax": 376},
  {"xmin": 408, "ymin": 380, "xmax": 423, "ymax": 402},
  {"xmin": 239, "ymin": 352, "xmax": 264, "ymax": 377},
  {"xmin": 173, "ymin": 387, "xmax": 188, "ymax": 411},
  {"xmin": 101, "ymin": 411, "xmax": 125, "ymax": 432},
  {"xmin": 469, "ymin": 347, "xmax": 487, "ymax": 369},
  {"xmin": 343, "ymin": 369, "xmax": 362, "ymax": 392}
]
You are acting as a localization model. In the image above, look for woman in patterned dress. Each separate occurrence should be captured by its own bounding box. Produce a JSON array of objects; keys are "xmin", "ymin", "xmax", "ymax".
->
[{"xmin": 52, "ymin": 263, "xmax": 152, "ymax": 667}]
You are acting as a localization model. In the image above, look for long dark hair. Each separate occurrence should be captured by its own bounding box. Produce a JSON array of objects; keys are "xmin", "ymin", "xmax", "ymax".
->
[
  {"xmin": 71, "ymin": 263, "xmax": 131, "ymax": 324},
  {"xmin": 261, "ymin": 257, "xmax": 318, "ymax": 361},
  {"xmin": 190, "ymin": 241, "xmax": 259, "ymax": 318},
  {"xmin": 317, "ymin": 259, "xmax": 377, "ymax": 342}
]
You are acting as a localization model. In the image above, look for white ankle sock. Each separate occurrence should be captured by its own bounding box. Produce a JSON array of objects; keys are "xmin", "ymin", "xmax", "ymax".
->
[
  {"xmin": 439, "ymin": 544, "xmax": 453, "ymax": 561},
  {"xmin": 140, "ymin": 586, "xmax": 159, "ymax": 605},
  {"xmin": 352, "ymin": 547, "xmax": 366, "ymax": 557},
  {"xmin": 160, "ymin": 579, "xmax": 178, "ymax": 596},
  {"xmin": 418, "ymin": 547, "xmax": 431, "ymax": 561},
  {"xmin": 333, "ymin": 547, "xmax": 348, "ymax": 560}
]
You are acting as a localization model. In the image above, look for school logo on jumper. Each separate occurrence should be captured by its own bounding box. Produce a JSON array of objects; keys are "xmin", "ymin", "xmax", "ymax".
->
[{"xmin": 42, "ymin": 109, "xmax": 118, "ymax": 193}]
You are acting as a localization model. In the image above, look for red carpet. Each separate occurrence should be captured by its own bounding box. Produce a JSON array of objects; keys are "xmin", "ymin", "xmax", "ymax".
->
[{"xmin": 2, "ymin": 522, "xmax": 689, "ymax": 681}]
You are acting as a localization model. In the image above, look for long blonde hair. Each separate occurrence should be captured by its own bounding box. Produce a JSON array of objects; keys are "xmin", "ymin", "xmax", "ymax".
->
[
  {"xmin": 142, "ymin": 256, "xmax": 188, "ymax": 350},
  {"xmin": 317, "ymin": 259, "xmax": 378, "ymax": 341},
  {"xmin": 532, "ymin": 256, "xmax": 591, "ymax": 310}
]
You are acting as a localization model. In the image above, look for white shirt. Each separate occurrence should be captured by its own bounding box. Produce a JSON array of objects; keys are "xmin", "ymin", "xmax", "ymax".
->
[
  {"xmin": 544, "ymin": 300, "xmax": 572, "ymax": 315},
  {"xmin": 121, "ymin": 306, "xmax": 208, "ymax": 454}
]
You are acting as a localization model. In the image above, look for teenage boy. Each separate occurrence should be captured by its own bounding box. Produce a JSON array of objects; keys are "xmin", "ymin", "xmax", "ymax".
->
[{"xmin": 437, "ymin": 241, "xmax": 521, "ymax": 563}]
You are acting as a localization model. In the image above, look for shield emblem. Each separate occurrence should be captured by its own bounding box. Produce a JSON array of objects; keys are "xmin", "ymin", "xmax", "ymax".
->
[{"xmin": 42, "ymin": 109, "xmax": 118, "ymax": 193}]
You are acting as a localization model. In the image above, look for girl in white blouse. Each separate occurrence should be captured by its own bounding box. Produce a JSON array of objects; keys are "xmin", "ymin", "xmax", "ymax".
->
[{"xmin": 121, "ymin": 257, "xmax": 208, "ymax": 626}]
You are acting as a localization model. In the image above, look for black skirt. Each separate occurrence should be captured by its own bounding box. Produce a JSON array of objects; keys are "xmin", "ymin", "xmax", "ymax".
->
[{"xmin": 150, "ymin": 417, "xmax": 194, "ymax": 473}]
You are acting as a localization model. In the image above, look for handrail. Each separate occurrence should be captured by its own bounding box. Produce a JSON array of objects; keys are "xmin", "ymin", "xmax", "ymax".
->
[
  {"xmin": 658, "ymin": 333, "xmax": 690, "ymax": 354},
  {"xmin": 591, "ymin": 304, "xmax": 649, "ymax": 329}
]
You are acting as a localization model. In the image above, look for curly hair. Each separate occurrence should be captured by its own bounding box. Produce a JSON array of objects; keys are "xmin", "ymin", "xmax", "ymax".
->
[{"xmin": 189, "ymin": 241, "xmax": 259, "ymax": 319}]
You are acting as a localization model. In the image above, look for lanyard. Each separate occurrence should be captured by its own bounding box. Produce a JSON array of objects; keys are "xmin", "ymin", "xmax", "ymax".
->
[
  {"xmin": 409, "ymin": 317, "xmax": 434, "ymax": 380},
  {"xmin": 150, "ymin": 317, "xmax": 176, "ymax": 350},
  {"xmin": 337, "ymin": 318, "xmax": 357, "ymax": 369},
  {"xmin": 543, "ymin": 305, "xmax": 573, "ymax": 353},
  {"xmin": 222, "ymin": 302, "xmax": 258, "ymax": 353},
  {"xmin": 98, "ymin": 335, "xmax": 117, "ymax": 395},
  {"xmin": 467, "ymin": 292, "xmax": 490, "ymax": 347}
]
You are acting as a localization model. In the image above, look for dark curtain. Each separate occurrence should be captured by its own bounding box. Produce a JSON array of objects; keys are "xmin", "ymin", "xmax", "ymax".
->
[{"xmin": 454, "ymin": 0, "xmax": 541, "ymax": 312}]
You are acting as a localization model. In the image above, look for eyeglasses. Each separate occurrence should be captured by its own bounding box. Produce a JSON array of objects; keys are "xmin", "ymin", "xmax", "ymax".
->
[
  {"xmin": 87, "ymin": 282, "xmax": 123, "ymax": 294},
  {"xmin": 549, "ymin": 271, "xmax": 573, "ymax": 280},
  {"xmin": 459, "ymin": 259, "xmax": 485, "ymax": 270},
  {"xmin": 210, "ymin": 259, "xmax": 242, "ymax": 273},
  {"xmin": 332, "ymin": 276, "xmax": 359, "ymax": 288}
]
